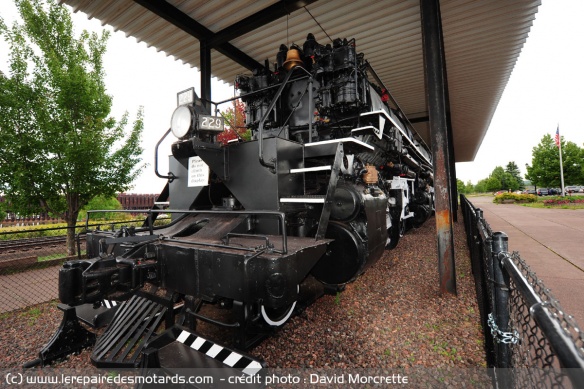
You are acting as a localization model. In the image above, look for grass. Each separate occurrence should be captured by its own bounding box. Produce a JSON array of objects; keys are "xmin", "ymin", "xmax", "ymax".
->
[
  {"xmin": 431, "ymin": 340, "xmax": 461, "ymax": 361},
  {"xmin": 37, "ymin": 250, "xmax": 85, "ymax": 262},
  {"xmin": 22, "ymin": 306, "xmax": 43, "ymax": 326}
]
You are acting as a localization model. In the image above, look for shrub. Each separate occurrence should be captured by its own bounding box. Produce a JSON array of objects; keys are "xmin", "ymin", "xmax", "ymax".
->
[{"xmin": 493, "ymin": 193, "xmax": 537, "ymax": 204}]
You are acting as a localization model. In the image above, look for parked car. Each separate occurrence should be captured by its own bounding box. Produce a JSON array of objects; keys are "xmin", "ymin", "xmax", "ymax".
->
[
  {"xmin": 537, "ymin": 188, "xmax": 549, "ymax": 196},
  {"xmin": 548, "ymin": 188, "xmax": 560, "ymax": 195},
  {"xmin": 565, "ymin": 186, "xmax": 580, "ymax": 194}
]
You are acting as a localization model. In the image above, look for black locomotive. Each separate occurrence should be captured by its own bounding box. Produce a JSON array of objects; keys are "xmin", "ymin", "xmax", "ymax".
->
[{"xmin": 30, "ymin": 34, "xmax": 434, "ymax": 376}]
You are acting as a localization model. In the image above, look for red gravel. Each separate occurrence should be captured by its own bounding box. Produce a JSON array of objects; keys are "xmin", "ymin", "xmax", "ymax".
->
[{"xmin": 0, "ymin": 212, "xmax": 488, "ymax": 386}]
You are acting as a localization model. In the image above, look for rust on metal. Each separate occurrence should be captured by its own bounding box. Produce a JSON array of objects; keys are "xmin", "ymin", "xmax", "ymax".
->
[{"xmin": 362, "ymin": 165, "xmax": 378, "ymax": 184}]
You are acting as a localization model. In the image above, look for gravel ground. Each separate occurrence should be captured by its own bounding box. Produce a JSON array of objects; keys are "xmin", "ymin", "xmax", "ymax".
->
[{"xmin": 0, "ymin": 212, "xmax": 488, "ymax": 386}]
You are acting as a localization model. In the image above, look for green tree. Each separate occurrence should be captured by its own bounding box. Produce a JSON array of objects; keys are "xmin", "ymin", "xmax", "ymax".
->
[
  {"xmin": 526, "ymin": 134, "xmax": 583, "ymax": 189},
  {"xmin": 488, "ymin": 166, "xmax": 519, "ymax": 192},
  {"xmin": 78, "ymin": 195, "xmax": 123, "ymax": 221},
  {"xmin": 474, "ymin": 179, "xmax": 488, "ymax": 193},
  {"xmin": 456, "ymin": 179, "xmax": 466, "ymax": 194},
  {"xmin": 457, "ymin": 179, "xmax": 475, "ymax": 194},
  {"xmin": 0, "ymin": 0, "xmax": 144, "ymax": 254},
  {"xmin": 486, "ymin": 176, "xmax": 501, "ymax": 192},
  {"xmin": 505, "ymin": 161, "xmax": 524, "ymax": 190}
]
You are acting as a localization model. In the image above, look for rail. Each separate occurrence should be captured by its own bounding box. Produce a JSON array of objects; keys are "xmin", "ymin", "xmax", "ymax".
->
[{"xmin": 460, "ymin": 194, "xmax": 584, "ymax": 387}]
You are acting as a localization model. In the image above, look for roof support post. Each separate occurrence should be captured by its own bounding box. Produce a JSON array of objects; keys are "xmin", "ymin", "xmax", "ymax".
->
[
  {"xmin": 447, "ymin": 114, "xmax": 458, "ymax": 222},
  {"xmin": 200, "ymin": 41, "xmax": 212, "ymax": 114},
  {"xmin": 420, "ymin": 0, "xmax": 457, "ymax": 295}
]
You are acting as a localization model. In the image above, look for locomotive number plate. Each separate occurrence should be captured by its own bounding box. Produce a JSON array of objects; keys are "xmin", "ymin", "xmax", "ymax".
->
[{"xmin": 198, "ymin": 115, "xmax": 224, "ymax": 132}]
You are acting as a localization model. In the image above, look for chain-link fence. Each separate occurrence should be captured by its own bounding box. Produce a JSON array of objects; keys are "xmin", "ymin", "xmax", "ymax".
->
[
  {"xmin": 0, "ymin": 226, "xmax": 81, "ymax": 313},
  {"xmin": 0, "ymin": 216, "xmax": 169, "ymax": 314},
  {"xmin": 460, "ymin": 194, "xmax": 584, "ymax": 387}
]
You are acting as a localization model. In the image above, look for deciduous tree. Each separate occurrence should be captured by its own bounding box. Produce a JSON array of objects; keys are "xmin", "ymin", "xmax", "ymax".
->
[
  {"xmin": 0, "ymin": 0, "xmax": 144, "ymax": 254},
  {"xmin": 217, "ymin": 99, "xmax": 250, "ymax": 144},
  {"xmin": 505, "ymin": 161, "xmax": 524, "ymax": 190},
  {"xmin": 526, "ymin": 134, "xmax": 583, "ymax": 188}
]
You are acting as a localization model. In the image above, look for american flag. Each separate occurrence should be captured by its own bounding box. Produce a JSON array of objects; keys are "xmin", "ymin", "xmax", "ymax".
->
[{"xmin": 555, "ymin": 126, "xmax": 560, "ymax": 148}]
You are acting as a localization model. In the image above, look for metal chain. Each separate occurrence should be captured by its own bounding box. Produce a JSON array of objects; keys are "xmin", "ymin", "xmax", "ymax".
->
[{"xmin": 488, "ymin": 312, "xmax": 520, "ymax": 344}]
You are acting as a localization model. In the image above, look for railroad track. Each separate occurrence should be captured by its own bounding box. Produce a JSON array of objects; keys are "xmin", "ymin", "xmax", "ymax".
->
[{"xmin": 0, "ymin": 236, "xmax": 85, "ymax": 255}]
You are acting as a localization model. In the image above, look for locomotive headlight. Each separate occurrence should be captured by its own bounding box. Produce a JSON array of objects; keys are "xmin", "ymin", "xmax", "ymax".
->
[{"xmin": 170, "ymin": 105, "xmax": 195, "ymax": 139}]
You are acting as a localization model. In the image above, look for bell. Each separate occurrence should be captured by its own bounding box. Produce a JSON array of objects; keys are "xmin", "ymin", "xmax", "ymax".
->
[{"xmin": 283, "ymin": 47, "xmax": 303, "ymax": 71}]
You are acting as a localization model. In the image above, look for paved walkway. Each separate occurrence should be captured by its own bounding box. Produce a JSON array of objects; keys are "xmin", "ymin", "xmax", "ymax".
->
[
  {"xmin": 0, "ymin": 266, "xmax": 59, "ymax": 313},
  {"xmin": 468, "ymin": 196, "xmax": 584, "ymax": 326}
]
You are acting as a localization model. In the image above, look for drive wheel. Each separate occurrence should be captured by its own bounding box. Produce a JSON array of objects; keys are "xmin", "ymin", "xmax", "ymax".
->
[
  {"xmin": 386, "ymin": 212, "xmax": 401, "ymax": 249},
  {"xmin": 260, "ymin": 301, "xmax": 296, "ymax": 326}
]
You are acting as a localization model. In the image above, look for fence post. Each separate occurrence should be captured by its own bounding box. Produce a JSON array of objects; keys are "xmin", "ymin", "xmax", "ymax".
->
[
  {"xmin": 491, "ymin": 232, "xmax": 512, "ymax": 385},
  {"xmin": 474, "ymin": 207, "xmax": 497, "ymax": 368}
]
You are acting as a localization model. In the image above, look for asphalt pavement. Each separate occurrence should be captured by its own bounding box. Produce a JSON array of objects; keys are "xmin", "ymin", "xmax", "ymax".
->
[{"xmin": 467, "ymin": 196, "xmax": 584, "ymax": 327}]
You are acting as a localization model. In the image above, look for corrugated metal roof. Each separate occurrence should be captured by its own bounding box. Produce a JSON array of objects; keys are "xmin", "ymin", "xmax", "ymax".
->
[{"xmin": 60, "ymin": 0, "xmax": 540, "ymax": 162}]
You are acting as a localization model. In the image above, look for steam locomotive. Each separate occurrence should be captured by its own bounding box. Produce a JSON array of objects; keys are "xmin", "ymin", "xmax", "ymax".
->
[{"xmin": 30, "ymin": 34, "xmax": 434, "ymax": 375}]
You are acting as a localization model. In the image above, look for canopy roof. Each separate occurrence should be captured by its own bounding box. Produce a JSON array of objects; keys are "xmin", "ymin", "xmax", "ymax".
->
[{"xmin": 61, "ymin": 0, "xmax": 540, "ymax": 162}]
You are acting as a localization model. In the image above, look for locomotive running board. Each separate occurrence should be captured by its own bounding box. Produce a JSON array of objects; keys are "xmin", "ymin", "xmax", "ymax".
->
[
  {"xmin": 304, "ymin": 137, "xmax": 373, "ymax": 158},
  {"xmin": 139, "ymin": 325, "xmax": 265, "ymax": 387}
]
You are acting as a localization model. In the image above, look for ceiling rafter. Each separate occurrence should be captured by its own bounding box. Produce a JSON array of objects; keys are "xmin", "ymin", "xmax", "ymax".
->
[
  {"xmin": 134, "ymin": 0, "xmax": 318, "ymax": 72},
  {"xmin": 134, "ymin": 0, "xmax": 261, "ymax": 70}
]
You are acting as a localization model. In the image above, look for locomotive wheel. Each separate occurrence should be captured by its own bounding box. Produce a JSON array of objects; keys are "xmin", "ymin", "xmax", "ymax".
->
[
  {"xmin": 386, "ymin": 211, "xmax": 401, "ymax": 249},
  {"xmin": 311, "ymin": 222, "xmax": 366, "ymax": 286},
  {"xmin": 260, "ymin": 301, "xmax": 296, "ymax": 326},
  {"xmin": 399, "ymin": 219, "xmax": 406, "ymax": 237},
  {"xmin": 386, "ymin": 220, "xmax": 401, "ymax": 249},
  {"xmin": 260, "ymin": 285, "xmax": 299, "ymax": 326}
]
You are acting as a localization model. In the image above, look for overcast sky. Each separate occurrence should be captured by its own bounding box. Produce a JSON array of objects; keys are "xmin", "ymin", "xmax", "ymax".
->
[{"xmin": 2, "ymin": 0, "xmax": 583, "ymax": 193}]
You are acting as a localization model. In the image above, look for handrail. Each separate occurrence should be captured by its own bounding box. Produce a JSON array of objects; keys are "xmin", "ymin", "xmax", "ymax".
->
[
  {"xmin": 87, "ymin": 208, "xmax": 288, "ymax": 254},
  {"xmin": 154, "ymin": 128, "xmax": 176, "ymax": 181}
]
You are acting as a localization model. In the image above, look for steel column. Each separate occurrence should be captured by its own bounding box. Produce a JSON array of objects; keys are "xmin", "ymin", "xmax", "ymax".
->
[
  {"xmin": 420, "ymin": 0, "xmax": 457, "ymax": 295},
  {"xmin": 447, "ymin": 116, "xmax": 458, "ymax": 222},
  {"xmin": 200, "ymin": 42, "xmax": 212, "ymax": 114}
]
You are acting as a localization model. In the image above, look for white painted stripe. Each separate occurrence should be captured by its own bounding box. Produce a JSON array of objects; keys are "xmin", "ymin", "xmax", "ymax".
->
[
  {"xmin": 206, "ymin": 344, "xmax": 223, "ymax": 358},
  {"xmin": 305, "ymin": 137, "xmax": 374, "ymax": 151},
  {"xmin": 174, "ymin": 330, "xmax": 262, "ymax": 376},
  {"xmin": 191, "ymin": 337, "xmax": 206, "ymax": 350},
  {"xmin": 242, "ymin": 361, "xmax": 263, "ymax": 376},
  {"xmin": 280, "ymin": 198, "xmax": 325, "ymax": 203},
  {"xmin": 290, "ymin": 166, "xmax": 331, "ymax": 173},
  {"xmin": 177, "ymin": 331, "xmax": 190, "ymax": 343},
  {"xmin": 104, "ymin": 300, "xmax": 111, "ymax": 309},
  {"xmin": 351, "ymin": 126, "xmax": 377, "ymax": 133},
  {"xmin": 223, "ymin": 352, "xmax": 242, "ymax": 367},
  {"xmin": 362, "ymin": 109, "xmax": 431, "ymax": 165}
]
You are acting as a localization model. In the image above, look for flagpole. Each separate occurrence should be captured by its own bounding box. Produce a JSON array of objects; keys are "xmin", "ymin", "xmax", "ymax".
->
[{"xmin": 557, "ymin": 124, "xmax": 566, "ymax": 197}]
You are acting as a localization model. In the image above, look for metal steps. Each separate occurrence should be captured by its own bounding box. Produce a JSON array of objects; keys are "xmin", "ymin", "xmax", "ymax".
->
[{"xmin": 91, "ymin": 293, "xmax": 170, "ymax": 367}]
